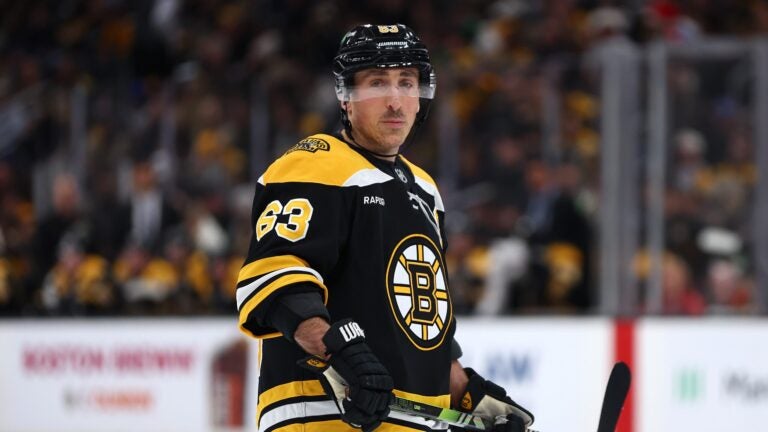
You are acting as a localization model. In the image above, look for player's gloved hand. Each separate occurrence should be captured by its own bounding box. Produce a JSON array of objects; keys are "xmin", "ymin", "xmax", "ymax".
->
[
  {"xmin": 298, "ymin": 319, "xmax": 393, "ymax": 431},
  {"xmin": 458, "ymin": 368, "xmax": 534, "ymax": 432}
]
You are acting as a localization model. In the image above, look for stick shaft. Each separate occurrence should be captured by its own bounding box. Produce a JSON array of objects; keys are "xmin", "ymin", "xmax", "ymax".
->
[
  {"xmin": 596, "ymin": 361, "xmax": 632, "ymax": 432},
  {"xmin": 389, "ymin": 396, "xmax": 541, "ymax": 432},
  {"xmin": 381, "ymin": 364, "xmax": 629, "ymax": 432},
  {"xmin": 390, "ymin": 396, "xmax": 489, "ymax": 431}
]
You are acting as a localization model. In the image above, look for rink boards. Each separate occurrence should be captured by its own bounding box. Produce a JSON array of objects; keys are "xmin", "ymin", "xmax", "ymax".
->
[{"xmin": 0, "ymin": 317, "xmax": 766, "ymax": 432}]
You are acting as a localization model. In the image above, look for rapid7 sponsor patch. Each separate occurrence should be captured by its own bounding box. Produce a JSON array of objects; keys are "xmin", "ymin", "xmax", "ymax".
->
[{"xmin": 363, "ymin": 196, "xmax": 385, "ymax": 206}]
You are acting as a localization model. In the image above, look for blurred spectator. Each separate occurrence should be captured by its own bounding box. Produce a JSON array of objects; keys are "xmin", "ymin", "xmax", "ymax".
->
[
  {"xmin": 520, "ymin": 159, "xmax": 556, "ymax": 240},
  {"xmin": 697, "ymin": 129, "xmax": 755, "ymax": 230},
  {"xmin": 706, "ymin": 259, "xmax": 754, "ymax": 314},
  {"xmin": 484, "ymin": 132, "xmax": 528, "ymax": 209},
  {"xmin": 226, "ymin": 184, "xmax": 256, "ymax": 257},
  {"xmin": 185, "ymin": 202, "xmax": 229, "ymax": 257},
  {"xmin": 475, "ymin": 235, "xmax": 529, "ymax": 315},
  {"xmin": 586, "ymin": 6, "xmax": 629, "ymax": 42},
  {"xmin": 540, "ymin": 160, "xmax": 593, "ymax": 310},
  {"xmin": 661, "ymin": 253, "xmax": 706, "ymax": 315},
  {"xmin": 210, "ymin": 252, "xmax": 243, "ymax": 314},
  {"xmin": 543, "ymin": 242, "xmax": 584, "ymax": 311},
  {"xmin": 471, "ymin": 156, "xmax": 593, "ymax": 313},
  {"xmin": 125, "ymin": 159, "xmax": 181, "ymax": 252},
  {"xmin": 40, "ymin": 229, "xmax": 118, "ymax": 315},
  {"xmin": 445, "ymin": 218, "xmax": 491, "ymax": 314},
  {"xmin": 161, "ymin": 227, "xmax": 213, "ymax": 314},
  {"xmin": 112, "ymin": 241, "xmax": 177, "ymax": 315},
  {"xmin": 31, "ymin": 173, "xmax": 81, "ymax": 284},
  {"xmin": 672, "ymin": 128, "xmax": 707, "ymax": 193},
  {"xmin": 664, "ymin": 189, "xmax": 707, "ymax": 283},
  {"xmin": 85, "ymin": 167, "xmax": 130, "ymax": 260}
]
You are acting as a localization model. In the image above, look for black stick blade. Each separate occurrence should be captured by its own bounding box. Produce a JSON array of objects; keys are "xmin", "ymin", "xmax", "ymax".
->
[{"xmin": 596, "ymin": 361, "xmax": 631, "ymax": 432}]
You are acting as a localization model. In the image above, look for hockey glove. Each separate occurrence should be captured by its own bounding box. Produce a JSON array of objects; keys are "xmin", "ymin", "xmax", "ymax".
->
[
  {"xmin": 458, "ymin": 368, "xmax": 534, "ymax": 432},
  {"xmin": 298, "ymin": 319, "xmax": 393, "ymax": 432}
]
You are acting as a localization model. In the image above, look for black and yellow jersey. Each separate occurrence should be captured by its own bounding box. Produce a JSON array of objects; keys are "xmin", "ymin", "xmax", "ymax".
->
[{"xmin": 237, "ymin": 133, "xmax": 455, "ymax": 432}]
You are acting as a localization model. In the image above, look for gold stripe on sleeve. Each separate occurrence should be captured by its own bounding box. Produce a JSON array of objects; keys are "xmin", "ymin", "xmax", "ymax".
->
[
  {"xmin": 238, "ymin": 255, "xmax": 310, "ymax": 284},
  {"xmin": 238, "ymin": 273, "xmax": 329, "ymax": 332}
]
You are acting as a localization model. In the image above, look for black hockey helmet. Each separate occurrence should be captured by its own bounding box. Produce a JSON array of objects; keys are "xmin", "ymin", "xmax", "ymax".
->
[{"xmin": 334, "ymin": 24, "xmax": 436, "ymax": 137}]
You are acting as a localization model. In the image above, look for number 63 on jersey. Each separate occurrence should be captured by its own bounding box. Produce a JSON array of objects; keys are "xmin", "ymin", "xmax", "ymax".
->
[{"xmin": 256, "ymin": 198, "xmax": 314, "ymax": 242}]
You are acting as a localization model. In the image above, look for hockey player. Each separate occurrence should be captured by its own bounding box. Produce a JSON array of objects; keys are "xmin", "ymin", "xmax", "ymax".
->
[{"xmin": 236, "ymin": 24, "xmax": 534, "ymax": 432}]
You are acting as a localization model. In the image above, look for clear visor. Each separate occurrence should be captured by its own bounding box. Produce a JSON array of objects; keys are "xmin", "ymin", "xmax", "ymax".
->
[{"xmin": 336, "ymin": 82, "xmax": 436, "ymax": 102}]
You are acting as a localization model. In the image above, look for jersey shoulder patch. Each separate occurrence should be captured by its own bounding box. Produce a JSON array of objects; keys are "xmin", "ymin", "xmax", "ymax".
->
[
  {"xmin": 260, "ymin": 134, "xmax": 374, "ymax": 186},
  {"xmin": 285, "ymin": 137, "xmax": 331, "ymax": 154}
]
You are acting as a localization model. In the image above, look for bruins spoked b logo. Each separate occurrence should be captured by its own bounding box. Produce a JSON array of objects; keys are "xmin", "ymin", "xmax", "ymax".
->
[{"xmin": 386, "ymin": 234, "xmax": 452, "ymax": 350}]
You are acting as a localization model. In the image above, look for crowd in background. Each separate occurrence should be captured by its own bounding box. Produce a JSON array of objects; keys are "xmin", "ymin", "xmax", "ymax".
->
[{"xmin": 0, "ymin": 0, "xmax": 765, "ymax": 317}]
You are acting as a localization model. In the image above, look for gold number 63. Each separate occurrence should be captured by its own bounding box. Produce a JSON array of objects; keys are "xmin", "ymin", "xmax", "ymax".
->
[{"xmin": 255, "ymin": 198, "xmax": 314, "ymax": 242}]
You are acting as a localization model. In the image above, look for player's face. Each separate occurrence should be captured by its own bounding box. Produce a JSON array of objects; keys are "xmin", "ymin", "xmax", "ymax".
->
[{"xmin": 344, "ymin": 68, "xmax": 421, "ymax": 155}]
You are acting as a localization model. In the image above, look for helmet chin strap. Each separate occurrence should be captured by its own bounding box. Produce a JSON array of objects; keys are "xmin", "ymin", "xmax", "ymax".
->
[{"xmin": 340, "ymin": 129, "xmax": 400, "ymax": 159}]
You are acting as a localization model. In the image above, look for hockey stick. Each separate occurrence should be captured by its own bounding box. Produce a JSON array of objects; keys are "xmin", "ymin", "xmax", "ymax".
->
[
  {"xmin": 389, "ymin": 396, "xmax": 540, "ymax": 432},
  {"xmin": 390, "ymin": 395, "xmax": 490, "ymax": 431},
  {"xmin": 391, "ymin": 362, "xmax": 631, "ymax": 432},
  {"xmin": 596, "ymin": 361, "xmax": 632, "ymax": 432}
]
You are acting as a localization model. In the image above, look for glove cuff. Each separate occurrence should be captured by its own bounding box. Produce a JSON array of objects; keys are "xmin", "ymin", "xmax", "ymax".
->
[
  {"xmin": 463, "ymin": 367, "xmax": 508, "ymax": 401},
  {"xmin": 459, "ymin": 367, "xmax": 488, "ymax": 412},
  {"xmin": 323, "ymin": 318, "xmax": 366, "ymax": 355},
  {"xmin": 461, "ymin": 368, "xmax": 535, "ymax": 427}
]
